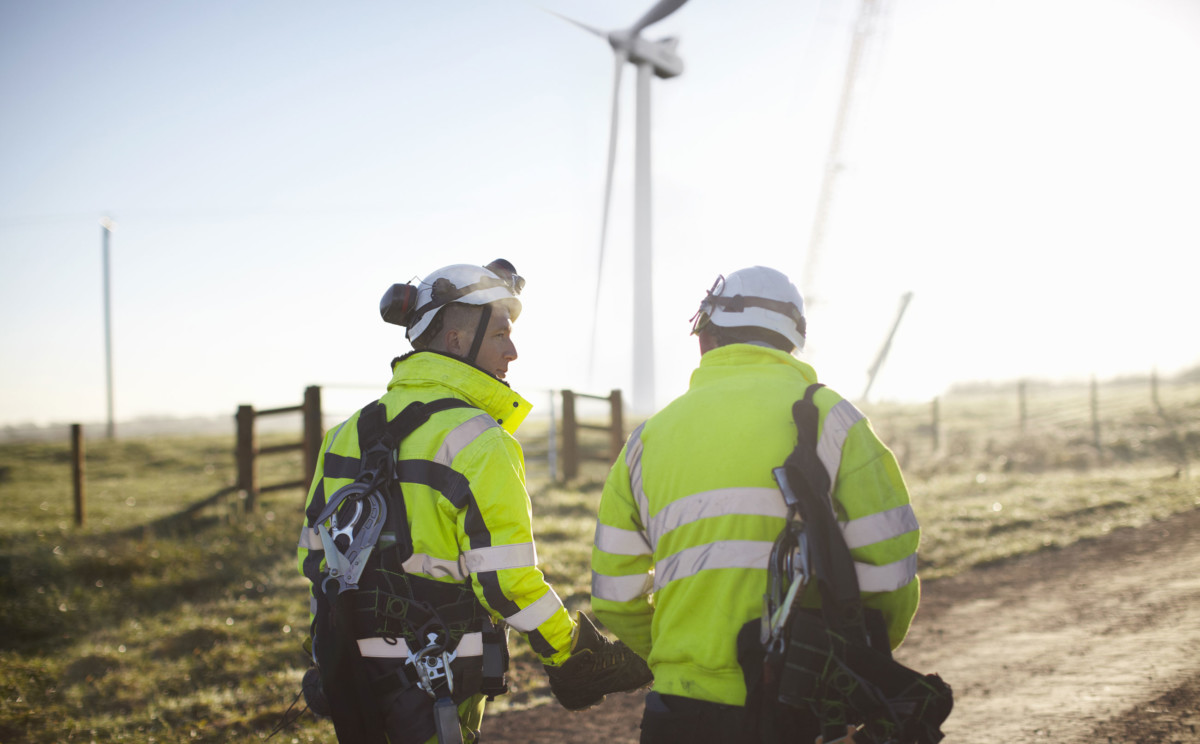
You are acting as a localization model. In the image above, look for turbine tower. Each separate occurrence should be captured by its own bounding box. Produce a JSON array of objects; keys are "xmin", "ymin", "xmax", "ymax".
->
[{"xmin": 553, "ymin": 0, "xmax": 689, "ymax": 414}]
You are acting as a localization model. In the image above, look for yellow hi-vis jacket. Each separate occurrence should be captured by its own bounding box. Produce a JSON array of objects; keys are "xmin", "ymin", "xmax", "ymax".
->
[
  {"xmin": 298, "ymin": 351, "xmax": 575, "ymax": 665},
  {"xmin": 591, "ymin": 344, "xmax": 921, "ymax": 706}
]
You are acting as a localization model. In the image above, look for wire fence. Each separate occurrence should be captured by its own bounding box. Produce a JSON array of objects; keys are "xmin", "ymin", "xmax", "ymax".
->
[
  {"xmin": 863, "ymin": 371, "xmax": 1200, "ymax": 477},
  {"xmin": 6, "ymin": 370, "xmax": 1200, "ymax": 489}
]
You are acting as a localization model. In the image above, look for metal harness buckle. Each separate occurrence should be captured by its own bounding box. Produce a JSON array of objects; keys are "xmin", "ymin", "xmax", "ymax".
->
[
  {"xmin": 408, "ymin": 632, "xmax": 458, "ymax": 699},
  {"xmin": 315, "ymin": 480, "xmax": 387, "ymax": 595}
]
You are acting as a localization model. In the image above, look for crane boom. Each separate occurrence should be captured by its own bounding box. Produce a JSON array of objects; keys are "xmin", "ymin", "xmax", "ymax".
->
[{"xmin": 802, "ymin": 0, "xmax": 884, "ymax": 303}]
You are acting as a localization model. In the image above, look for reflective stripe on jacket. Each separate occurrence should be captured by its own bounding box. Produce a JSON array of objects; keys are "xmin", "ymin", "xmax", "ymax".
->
[
  {"xmin": 297, "ymin": 350, "xmax": 574, "ymax": 664},
  {"xmin": 591, "ymin": 344, "xmax": 921, "ymax": 705}
]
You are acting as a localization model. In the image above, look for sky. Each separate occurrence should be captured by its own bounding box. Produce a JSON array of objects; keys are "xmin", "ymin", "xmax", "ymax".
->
[{"xmin": 2, "ymin": 0, "xmax": 1199, "ymax": 429}]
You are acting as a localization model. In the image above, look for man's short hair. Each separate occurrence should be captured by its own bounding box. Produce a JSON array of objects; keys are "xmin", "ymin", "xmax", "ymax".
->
[{"xmin": 411, "ymin": 302, "xmax": 484, "ymax": 351}]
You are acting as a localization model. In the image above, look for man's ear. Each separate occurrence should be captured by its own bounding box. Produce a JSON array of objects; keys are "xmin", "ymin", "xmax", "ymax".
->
[{"xmin": 444, "ymin": 328, "xmax": 464, "ymax": 356}]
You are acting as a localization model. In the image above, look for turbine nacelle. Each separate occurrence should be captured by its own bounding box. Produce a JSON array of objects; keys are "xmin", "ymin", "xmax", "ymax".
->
[
  {"xmin": 607, "ymin": 32, "xmax": 684, "ymax": 79},
  {"xmin": 552, "ymin": 0, "xmax": 691, "ymax": 412}
]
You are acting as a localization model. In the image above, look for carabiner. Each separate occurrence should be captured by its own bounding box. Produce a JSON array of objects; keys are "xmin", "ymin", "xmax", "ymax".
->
[
  {"xmin": 330, "ymin": 500, "xmax": 363, "ymax": 544},
  {"xmin": 408, "ymin": 633, "xmax": 458, "ymax": 699}
]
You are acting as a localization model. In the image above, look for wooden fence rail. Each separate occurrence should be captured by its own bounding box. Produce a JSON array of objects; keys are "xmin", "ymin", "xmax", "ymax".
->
[
  {"xmin": 235, "ymin": 386, "xmax": 323, "ymax": 510},
  {"xmin": 560, "ymin": 389, "xmax": 624, "ymax": 481}
]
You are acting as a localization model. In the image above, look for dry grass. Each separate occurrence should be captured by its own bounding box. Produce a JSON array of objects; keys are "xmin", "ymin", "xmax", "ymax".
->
[{"xmin": 1, "ymin": 377, "xmax": 1198, "ymax": 741}]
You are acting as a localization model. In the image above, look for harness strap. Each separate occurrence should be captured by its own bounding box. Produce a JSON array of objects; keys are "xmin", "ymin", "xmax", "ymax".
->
[
  {"xmin": 757, "ymin": 384, "xmax": 953, "ymax": 744},
  {"xmin": 309, "ymin": 397, "xmax": 475, "ymax": 530},
  {"xmin": 781, "ymin": 384, "xmax": 870, "ymax": 643},
  {"xmin": 315, "ymin": 399, "xmax": 473, "ymax": 595},
  {"xmin": 355, "ymin": 583, "xmax": 486, "ymax": 643},
  {"xmin": 311, "ymin": 395, "xmax": 485, "ymax": 744},
  {"xmin": 366, "ymin": 618, "xmax": 508, "ymax": 706},
  {"xmin": 377, "ymin": 398, "xmax": 476, "ymax": 451},
  {"xmin": 358, "ymin": 632, "xmax": 485, "ymax": 659}
]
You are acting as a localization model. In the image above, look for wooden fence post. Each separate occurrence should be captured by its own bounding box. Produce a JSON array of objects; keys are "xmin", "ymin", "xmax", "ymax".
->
[
  {"xmin": 931, "ymin": 397, "xmax": 940, "ymax": 453},
  {"xmin": 1018, "ymin": 380, "xmax": 1027, "ymax": 433},
  {"xmin": 71, "ymin": 424, "xmax": 86, "ymax": 527},
  {"xmin": 562, "ymin": 390, "xmax": 578, "ymax": 481},
  {"xmin": 547, "ymin": 390, "xmax": 558, "ymax": 483},
  {"xmin": 236, "ymin": 404, "xmax": 258, "ymax": 511},
  {"xmin": 608, "ymin": 389, "xmax": 625, "ymax": 462},
  {"xmin": 303, "ymin": 385, "xmax": 323, "ymax": 488}
]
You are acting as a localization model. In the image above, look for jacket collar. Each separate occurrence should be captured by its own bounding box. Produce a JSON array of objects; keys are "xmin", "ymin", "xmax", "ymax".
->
[
  {"xmin": 387, "ymin": 351, "xmax": 531, "ymax": 434},
  {"xmin": 692, "ymin": 343, "xmax": 818, "ymax": 385}
]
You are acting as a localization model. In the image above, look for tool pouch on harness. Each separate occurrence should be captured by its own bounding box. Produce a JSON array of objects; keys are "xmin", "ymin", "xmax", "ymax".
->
[
  {"xmin": 306, "ymin": 397, "xmax": 511, "ymax": 744},
  {"xmin": 737, "ymin": 384, "xmax": 953, "ymax": 744}
]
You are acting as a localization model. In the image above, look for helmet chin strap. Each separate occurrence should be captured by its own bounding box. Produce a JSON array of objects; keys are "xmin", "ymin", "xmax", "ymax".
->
[{"xmin": 465, "ymin": 304, "xmax": 492, "ymax": 365}]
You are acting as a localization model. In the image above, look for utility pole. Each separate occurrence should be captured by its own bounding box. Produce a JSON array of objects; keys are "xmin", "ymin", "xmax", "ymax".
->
[{"xmin": 101, "ymin": 216, "xmax": 116, "ymax": 440}]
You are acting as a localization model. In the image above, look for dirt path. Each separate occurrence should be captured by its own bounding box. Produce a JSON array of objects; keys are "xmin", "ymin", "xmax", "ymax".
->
[{"xmin": 483, "ymin": 507, "xmax": 1200, "ymax": 743}]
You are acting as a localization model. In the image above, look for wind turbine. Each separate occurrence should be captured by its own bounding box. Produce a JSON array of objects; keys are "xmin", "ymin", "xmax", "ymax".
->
[{"xmin": 552, "ymin": 0, "xmax": 690, "ymax": 414}]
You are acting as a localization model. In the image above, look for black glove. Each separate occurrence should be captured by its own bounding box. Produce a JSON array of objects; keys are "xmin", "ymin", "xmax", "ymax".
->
[{"xmin": 544, "ymin": 612, "xmax": 653, "ymax": 711}]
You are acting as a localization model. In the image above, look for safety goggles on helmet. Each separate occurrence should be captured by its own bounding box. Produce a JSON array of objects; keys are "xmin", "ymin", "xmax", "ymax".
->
[
  {"xmin": 689, "ymin": 274, "xmax": 727, "ymax": 335},
  {"xmin": 379, "ymin": 260, "xmax": 524, "ymax": 344},
  {"xmin": 689, "ymin": 268, "xmax": 807, "ymax": 351},
  {"xmin": 429, "ymin": 269, "xmax": 524, "ymax": 308},
  {"xmin": 482, "ymin": 258, "xmax": 525, "ymax": 295}
]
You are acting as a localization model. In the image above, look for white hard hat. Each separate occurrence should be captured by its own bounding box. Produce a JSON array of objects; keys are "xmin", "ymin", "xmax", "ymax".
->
[
  {"xmin": 690, "ymin": 266, "xmax": 807, "ymax": 351},
  {"xmin": 382, "ymin": 259, "xmax": 524, "ymax": 342}
]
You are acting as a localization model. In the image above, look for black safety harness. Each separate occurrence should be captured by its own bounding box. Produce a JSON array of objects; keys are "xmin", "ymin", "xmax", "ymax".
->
[
  {"xmin": 737, "ymin": 384, "xmax": 953, "ymax": 744},
  {"xmin": 307, "ymin": 397, "xmax": 509, "ymax": 744}
]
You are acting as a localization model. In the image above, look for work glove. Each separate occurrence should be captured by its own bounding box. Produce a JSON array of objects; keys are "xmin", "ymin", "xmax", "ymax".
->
[{"xmin": 544, "ymin": 611, "xmax": 654, "ymax": 711}]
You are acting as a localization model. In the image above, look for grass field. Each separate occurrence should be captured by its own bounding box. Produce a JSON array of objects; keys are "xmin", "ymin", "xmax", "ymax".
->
[{"xmin": 1, "ymin": 381, "xmax": 1198, "ymax": 743}]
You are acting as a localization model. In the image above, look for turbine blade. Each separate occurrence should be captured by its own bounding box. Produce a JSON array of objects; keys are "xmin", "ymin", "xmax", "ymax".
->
[
  {"xmin": 541, "ymin": 7, "xmax": 607, "ymax": 39},
  {"xmin": 589, "ymin": 52, "xmax": 626, "ymax": 380},
  {"xmin": 628, "ymin": 0, "xmax": 690, "ymax": 35}
]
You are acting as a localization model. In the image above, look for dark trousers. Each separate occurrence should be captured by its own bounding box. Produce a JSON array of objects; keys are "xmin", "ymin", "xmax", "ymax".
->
[{"xmin": 639, "ymin": 692, "xmax": 749, "ymax": 744}]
